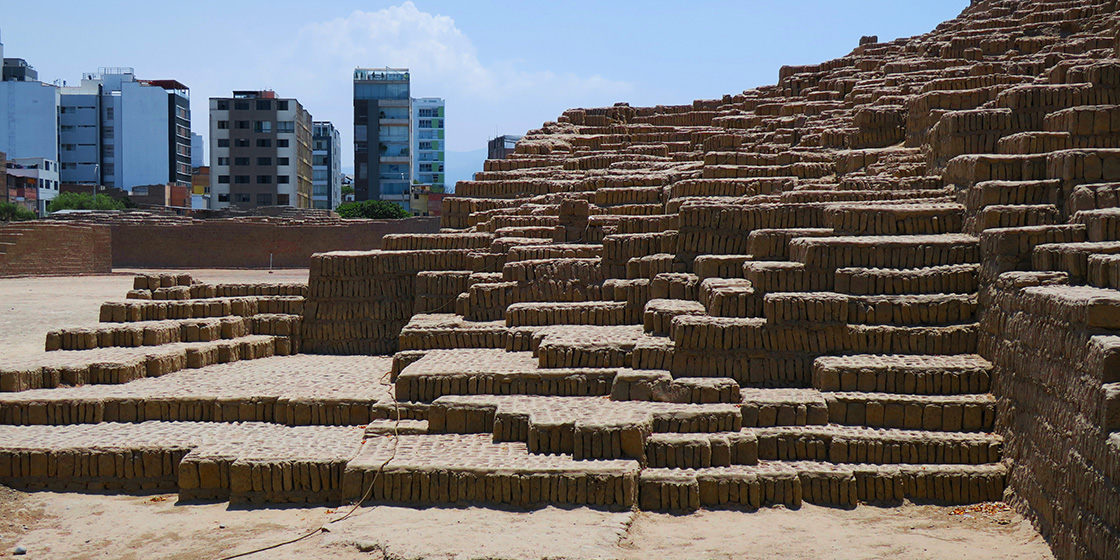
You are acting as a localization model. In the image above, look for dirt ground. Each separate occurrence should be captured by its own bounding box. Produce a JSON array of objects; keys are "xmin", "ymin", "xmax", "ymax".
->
[{"xmin": 0, "ymin": 270, "xmax": 1057, "ymax": 560}]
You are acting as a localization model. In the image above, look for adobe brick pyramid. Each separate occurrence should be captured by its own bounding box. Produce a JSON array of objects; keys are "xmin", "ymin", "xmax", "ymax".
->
[{"xmin": 3, "ymin": 2, "xmax": 1120, "ymax": 559}]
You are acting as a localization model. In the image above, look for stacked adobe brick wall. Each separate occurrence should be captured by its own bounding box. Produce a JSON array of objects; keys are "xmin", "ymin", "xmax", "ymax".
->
[
  {"xmin": 48, "ymin": 213, "xmax": 441, "ymax": 268},
  {"xmin": 0, "ymin": 222, "xmax": 112, "ymax": 278},
  {"xmin": 980, "ymin": 271, "xmax": 1120, "ymax": 560}
]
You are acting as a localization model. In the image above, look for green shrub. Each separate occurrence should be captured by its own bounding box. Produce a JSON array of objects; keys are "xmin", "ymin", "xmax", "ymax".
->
[
  {"xmin": 47, "ymin": 192, "xmax": 126, "ymax": 212},
  {"xmin": 0, "ymin": 201, "xmax": 36, "ymax": 221},
  {"xmin": 335, "ymin": 200, "xmax": 410, "ymax": 220}
]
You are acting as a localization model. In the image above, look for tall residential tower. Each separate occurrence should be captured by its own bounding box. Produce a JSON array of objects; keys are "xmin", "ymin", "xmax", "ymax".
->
[
  {"xmin": 208, "ymin": 90, "xmax": 313, "ymax": 209},
  {"xmin": 312, "ymin": 121, "xmax": 341, "ymax": 210},
  {"xmin": 411, "ymin": 97, "xmax": 445, "ymax": 193},
  {"xmin": 353, "ymin": 68, "xmax": 411, "ymax": 211}
]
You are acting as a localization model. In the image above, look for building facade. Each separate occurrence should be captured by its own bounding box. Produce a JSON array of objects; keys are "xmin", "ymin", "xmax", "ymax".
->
[
  {"xmin": 191, "ymin": 133, "xmax": 204, "ymax": 168},
  {"xmin": 488, "ymin": 134, "xmax": 521, "ymax": 160},
  {"xmin": 58, "ymin": 69, "xmax": 191, "ymax": 192},
  {"xmin": 0, "ymin": 34, "xmax": 59, "ymax": 163},
  {"xmin": 353, "ymin": 68, "xmax": 411, "ymax": 211},
  {"xmin": 6, "ymin": 157, "xmax": 59, "ymax": 215},
  {"xmin": 311, "ymin": 121, "xmax": 341, "ymax": 210},
  {"xmin": 208, "ymin": 90, "xmax": 313, "ymax": 209},
  {"xmin": 411, "ymin": 97, "xmax": 445, "ymax": 193}
]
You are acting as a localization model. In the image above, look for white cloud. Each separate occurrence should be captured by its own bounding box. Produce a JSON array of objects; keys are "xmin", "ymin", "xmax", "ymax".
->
[{"xmin": 284, "ymin": 2, "xmax": 634, "ymax": 154}]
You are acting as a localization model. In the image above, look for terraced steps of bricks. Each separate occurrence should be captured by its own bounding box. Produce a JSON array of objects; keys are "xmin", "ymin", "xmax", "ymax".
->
[
  {"xmin": 535, "ymin": 325, "xmax": 648, "ymax": 368},
  {"xmin": 750, "ymin": 425, "xmax": 1001, "ymax": 465},
  {"xmin": 398, "ymin": 314, "xmax": 508, "ymax": 351},
  {"xmin": 739, "ymin": 388, "xmax": 829, "ymax": 427},
  {"xmin": 645, "ymin": 432, "xmax": 759, "ymax": 468},
  {"xmin": 812, "ymin": 354, "xmax": 992, "ymax": 395},
  {"xmin": 638, "ymin": 461, "xmax": 1007, "ymax": 510},
  {"xmin": 823, "ymin": 203, "xmax": 966, "ymax": 236},
  {"xmin": 744, "ymin": 261, "xmax": 835, "ymax": 294},
  {"xmin": 974, "ymin": 204, "xmax": 1061, "ymax": 232},
  {"xmin": 99, "ymin": 296, "xmax": 304, "ymax": 322},
  {"xmin": 643, "ymin": 299, "xmax": 706, "ymax": 335},
  {"xmin": 395, "ymin": 349, "xmax": 617, "ymax": 402},
  {"xmin": 505, "ymin": 301, "xmax": 641, "ymax": 327},
  {"xmin": 428, "ymin": 394, "xmax": 743, "ymax": 459},
  {"xmin": 747, "ymin": 228, "xmax": 834, "ymax": 260},
  {"xmin": 824, "ymin": 392, "xmax": 996, "ymax": 432},
  {"xmin": 0, "ymin": 335, "xmax": 285, "ymax": 394},
  {"xmin": 343, "ymin": 433, "xmax": 640, "ymax": 508},
  {"xmin": 1032, "ymin": 240, "xmax": 1120, "ymax": 282},
  {"xmin": 699, "ymin": 278, "xmax": 761, "ymax": 318},
  {"xmin": 788, "ymin": 234, "xmax": 980, "ymax": 270},
  {"xmin": 45, "ymin": 317, "xmax": 253, "ymax": 351},
  {"xmin": 0, "ymin": 355, "xmax": 392, "ymax": 426},
  {"xmin": 763, "ymin": 292, "xmax": 978, "ymax": 326},
  {"xmin": 833, "ymin": 264, "xmax": 979, "ymax": 295},
  {"xmin": 0, "ymin": 421, "xmax": 365, "ymax": 504}
]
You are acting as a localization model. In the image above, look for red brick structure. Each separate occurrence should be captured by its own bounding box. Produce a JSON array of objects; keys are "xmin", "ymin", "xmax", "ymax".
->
[{"xmin": 0, "ymin": 222, "xmax": 111, "ymax": 277}]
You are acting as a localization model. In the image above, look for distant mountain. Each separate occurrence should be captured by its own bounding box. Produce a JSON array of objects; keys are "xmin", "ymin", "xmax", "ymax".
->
[{"xmin": 445, "ymin": 148, "xmax": 487, "ymax": 193}]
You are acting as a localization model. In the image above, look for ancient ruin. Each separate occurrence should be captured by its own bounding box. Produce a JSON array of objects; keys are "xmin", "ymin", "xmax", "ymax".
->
[{"xmin": 2, "ymin": 1, "xmax": 1120, "ymax": 559}]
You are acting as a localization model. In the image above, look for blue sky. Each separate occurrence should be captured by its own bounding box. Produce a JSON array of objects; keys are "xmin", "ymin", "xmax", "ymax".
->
[{"xmin": 2, "ymin": 1, "xmax": 968, "ymax": 180}]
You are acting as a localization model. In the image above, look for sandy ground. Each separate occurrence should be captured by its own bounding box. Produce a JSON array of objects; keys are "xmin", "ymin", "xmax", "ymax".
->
[{"xmin": 0, "ymin": 269, "xmax": 1057, "ymax": 560}]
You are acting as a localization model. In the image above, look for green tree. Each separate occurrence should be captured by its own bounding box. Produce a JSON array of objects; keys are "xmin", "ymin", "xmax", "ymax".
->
[
  {"xmin": 47, "ymin": 192, "xmax": 126, "ymax": 212},
  {"xmin": 335, "ymin": 200, "xmax": 410, "ymax": 220},
  {"xmin": 341, "ymin": 185, "xmax": 355, "ymax": 196},
  {"xmin": 0, "ymin": 201, "xmax": 36, "ymax": 221}
]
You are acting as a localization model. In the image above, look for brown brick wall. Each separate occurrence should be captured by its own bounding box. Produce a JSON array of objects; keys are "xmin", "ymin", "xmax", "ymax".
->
[
  {"xmin": 109, "ymin": 217, "xmax": 441, "ymax": 268},
  {"xmin": 0, "ymin": 222, "xmax": 112, "ymax": 278}
]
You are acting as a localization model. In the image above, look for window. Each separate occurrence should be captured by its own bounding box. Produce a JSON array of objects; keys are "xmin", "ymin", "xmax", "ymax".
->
[
  {"xmin": 234, "ymin": 101, "xmax": 249, "ymax": 110},
  {"xmin": 218, "ymin": 139, "xmax": 230, "ymax": 147},
  {"xmin": 234, "ymin": 139, "xmax": 250, "ymax": 147},
  {"xmin": 105, "ymin": 107, "xmax": 114, "ymax": 119},
  {"xmin": 257, "ymin": 175, "xmax": 272, "ymax": 184},
  {"xmin": 133, "ymin": 186, "xmax": 149, "ymax": 196},
  {"xmin": 277, "ymin": 157, "xmax": 289, "ymax": 165},
  {"xmin": 277, "ymin": 121, "xmax": 295, "ymax": 133},
  {"xmin": 254, "ymin": 121, "xmax": 272, "ymax": 133},
  {"xmin": 217, "ymin": 157, "xmax": 230, "ymax": 166},
  {"xmin": 419, "ymin": 119, "xmax": 432, "ymax": 128},
  {"xmin": 418, "ymin": 108, "xmax": 438, "ymax": 117},
  {"xmin": 235, "ymin": 175, "xmax": 250, "ymax": 184},
  {"xmin": 62, "ymin": 144, "xmax": 76, "ymax": 151},
  {"xmin": 277, "ymin": 193, "xmax": 290, "ymax": 205},
  {"xmin": 312, "ymin": 155, "xmax": 328, "ymax": 166},
  {"xmin": 257, "ymin": 157, "xmax": 271, "ymax": 166},
  {"xmin": 236, "ymin": 121, "xmax": 250, "ymax": 129},
  {"xmin": 277, "ymin": 175, "xmax": 290, "ymax": 184},
  {"xmin": 256, "ymin": 139, "xmax": 272, "ymax": 148},
  {"xmin": 217, "ymin": 100, "xmax": 229, "ymax": 110},
  {"xmin": 218, "ymin": 175, "xmax": 230, "ymax": 183},
  {"xmin": 277, "ymin": 100, "xmax": 289, "ymax": 111},
  {"xmin": 234, "ymin": 157, "xmax": 250, "ymax": 165},
  {"xmin": 419, "ymin": 163, "xmax": 432, "ymax": 172},
  {"xmin": 257, "ymin": 193, "xmax": 272, "ymax": 205},
  {"xmin": 277, "ymin": 139, "xmax": 289, "ymax": 147},
  {"xmin": 218, "ymin": 193, "xmax": 229, "ymax": 202},
  {"xmin": 256, "ymin": 100, "xmax": 270, "ymax": 110},
  {"xmin": 234, "ymin": 193, "xmax": 251, "ymax": 202},
  {"xmin": 419, "ymin": 141, "xmax": 433, "ymax": 150},
  {"xmin": 217, "ymin": 121, "xmax": 229, "ymax": 129}
]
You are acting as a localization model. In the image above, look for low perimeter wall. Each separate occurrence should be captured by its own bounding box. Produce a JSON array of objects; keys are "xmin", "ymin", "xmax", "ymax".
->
[
  {"xmin": 0, "ymin": 222, "xmax": 112, "ymax": 278},
  {"xmin": 109, "ymin": 217, "xmax": 441, "ymax": 269}
]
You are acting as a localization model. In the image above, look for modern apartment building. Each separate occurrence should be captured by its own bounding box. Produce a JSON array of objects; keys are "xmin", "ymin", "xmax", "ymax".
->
[
  {"xmin": 312, "ymin": 121, "xmax": 341, "ymax": 210},
  {"xmin": 411, "ymin": 97, "xmax": 445, "ymax": 193},
  {"xmin": 208, "ymin": 90, "xmax": 313, "ymax": 209},
  {"xmin": 0, "ymin": 35, "xmax": 59, "ymax": 163},
  {"xmin": 353, "ymin": 67, "xmax": 411, "ymax": 211},
  {"xmin": 6, "ymin": 157, "xmax": 59, "ymax": 214},
  {"xmin": 58, "ymin": 69, "xmax": 191, "ymax": 191}
]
